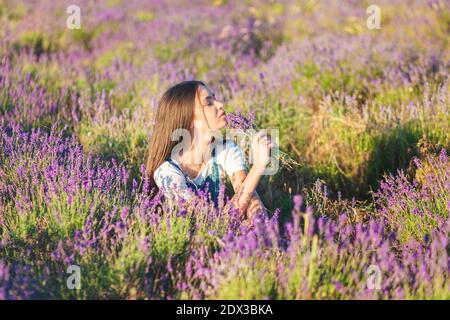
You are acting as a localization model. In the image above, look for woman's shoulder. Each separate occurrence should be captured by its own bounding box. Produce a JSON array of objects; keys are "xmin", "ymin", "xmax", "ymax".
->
[
  {"xmin": 154, "ymin": 159, "xmax": 184, "ymax": 180},
  {"xmin": 153, "ymin": 159, "xmax": 189, "ymax": 190}
]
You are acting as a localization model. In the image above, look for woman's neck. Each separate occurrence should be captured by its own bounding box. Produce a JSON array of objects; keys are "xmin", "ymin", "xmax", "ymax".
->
[{"xmin": 178, "ymin": 131, "xmax": 213, "ymax": 166}]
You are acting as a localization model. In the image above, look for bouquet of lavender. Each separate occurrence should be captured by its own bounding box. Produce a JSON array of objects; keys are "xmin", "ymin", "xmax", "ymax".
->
[{"xmin": 225, "ymin": 111, "xmax": 300, "ymax": 172}]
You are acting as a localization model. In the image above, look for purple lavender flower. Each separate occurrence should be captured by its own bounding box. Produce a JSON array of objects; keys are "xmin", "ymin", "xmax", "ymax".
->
[{"xmin": 225, "ymin": 111, "xmax": 256, "ymax": 131}]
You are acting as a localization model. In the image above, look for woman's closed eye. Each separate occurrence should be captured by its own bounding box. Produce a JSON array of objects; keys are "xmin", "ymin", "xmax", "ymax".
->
[{"xmin": 205, "ymin": 94, "xmax": 217, "ymax": 106}]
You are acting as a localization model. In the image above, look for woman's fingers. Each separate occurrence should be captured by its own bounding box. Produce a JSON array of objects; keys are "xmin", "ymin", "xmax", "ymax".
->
[
  {"xmin": 254, "ymin": 131, "xmax": 265, "ymax": 143},
  {"xmin": 254, "ymin": 132, "xmax": 270, "ymax": 145},
  {"xmin": 260, "ymin": 137, "xmax": 272, "ymax": 149},
  {"xmin": 251, "ymin": 131, "xmax": 274, "ymax": 169}
]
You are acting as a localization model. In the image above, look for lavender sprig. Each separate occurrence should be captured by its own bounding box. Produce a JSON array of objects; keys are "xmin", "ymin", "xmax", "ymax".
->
[{"xmin": 225, "ymin": 111, "xmax": 300, "ymax": 171}]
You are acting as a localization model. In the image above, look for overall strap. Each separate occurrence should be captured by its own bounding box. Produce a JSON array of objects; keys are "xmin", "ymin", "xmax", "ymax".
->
[
  {"xmin": 165, "ymin": 158, "xmax": 182, "ymax": 171},
  {"xmin": 211, "ymin": 154, "xmax": 220, "ymax": 199},
  {"xmin": 166, "ymin": 151, "xmax": 220, "ymax": 206},
  {"xmin": 165, "ymin": 158, "xmax": 198, "ymax": 190}
]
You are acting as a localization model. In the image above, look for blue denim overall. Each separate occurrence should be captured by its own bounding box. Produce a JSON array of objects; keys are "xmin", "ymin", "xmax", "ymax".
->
[{"xmin": 165, "ymin": 149, "xmax": 220, "ymax": 206}]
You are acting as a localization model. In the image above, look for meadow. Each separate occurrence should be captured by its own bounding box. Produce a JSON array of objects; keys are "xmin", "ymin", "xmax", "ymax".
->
[{"xmin": 0, "ymin": 0, "xmax": 449, "ymax": 299}]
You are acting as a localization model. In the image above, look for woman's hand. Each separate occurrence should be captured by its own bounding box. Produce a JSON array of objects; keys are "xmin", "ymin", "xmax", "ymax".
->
[{"xmin": 251, "ymin": 132, "xmax": 273, "ymax": 170}]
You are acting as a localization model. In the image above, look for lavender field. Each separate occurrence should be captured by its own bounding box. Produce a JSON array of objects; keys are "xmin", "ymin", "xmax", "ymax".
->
[{"xmin": 0, "ymin": 0, "xmax": 449, "ymax": 299}]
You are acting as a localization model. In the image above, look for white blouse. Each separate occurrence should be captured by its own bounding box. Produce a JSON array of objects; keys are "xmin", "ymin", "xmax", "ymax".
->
[{"xmin": 154, "ymin": 140, "xmax": 247, "ymax": 202}]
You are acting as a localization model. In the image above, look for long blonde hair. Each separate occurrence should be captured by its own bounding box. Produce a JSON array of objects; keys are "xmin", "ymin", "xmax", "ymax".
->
[{"xmin": 145, "ymin": 80, "xmax": 206, "ymax": 190}]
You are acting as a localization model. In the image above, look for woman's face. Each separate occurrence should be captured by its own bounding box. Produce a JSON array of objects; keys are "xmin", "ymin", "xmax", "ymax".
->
[{"xmin": 192, "ymin": 84, "xmax": 226, "ymax": 133}]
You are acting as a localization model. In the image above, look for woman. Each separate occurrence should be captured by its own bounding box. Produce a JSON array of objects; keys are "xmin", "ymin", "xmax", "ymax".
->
[{"xmin": 145, "ymin": 80, "xmax": 272, "ymax": 222}]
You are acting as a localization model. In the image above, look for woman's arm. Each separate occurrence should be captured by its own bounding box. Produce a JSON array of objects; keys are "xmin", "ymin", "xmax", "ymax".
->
[
  {"xmin": 229, "ymin": 169, "xmax": 266, "ymax": 219},
  {"xmin": 227, "ymin": 132, "xmax": 272, "ymax": 219}
]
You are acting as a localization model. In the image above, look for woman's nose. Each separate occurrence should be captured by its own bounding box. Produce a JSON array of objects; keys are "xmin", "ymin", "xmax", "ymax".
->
[{"xmin": 216, "ymin": 101, "xmax": 224, "ymax": 110}]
